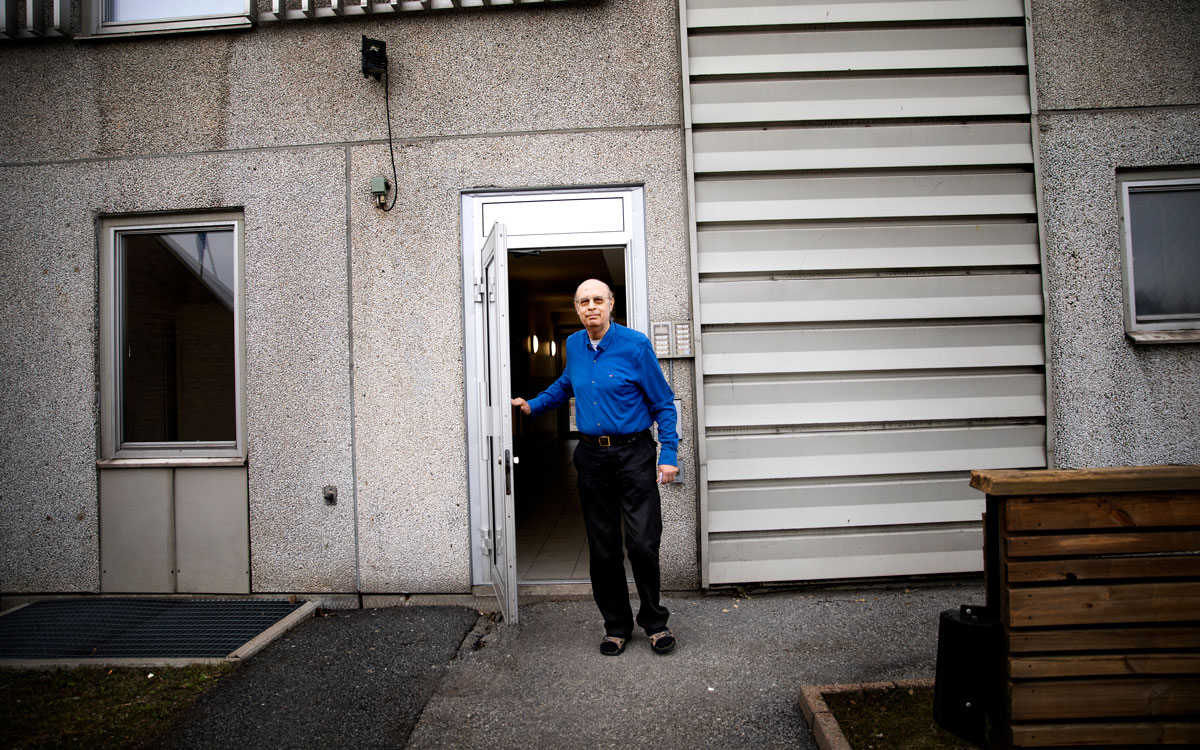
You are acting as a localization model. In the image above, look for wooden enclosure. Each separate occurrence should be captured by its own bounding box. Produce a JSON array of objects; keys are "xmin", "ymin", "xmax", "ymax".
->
[{"xmin": 972, "ymin": 465, "xmax": 1200, "ymax": 749}]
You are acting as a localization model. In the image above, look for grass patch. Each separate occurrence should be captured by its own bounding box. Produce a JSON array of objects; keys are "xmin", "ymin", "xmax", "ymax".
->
[
  {"xmin": 824, "ymin": 685, "xmax": 976, "ymax": 750},
  {"xmin": 0, "ymin": 664, "xmax": 233, "ymax": 749}
]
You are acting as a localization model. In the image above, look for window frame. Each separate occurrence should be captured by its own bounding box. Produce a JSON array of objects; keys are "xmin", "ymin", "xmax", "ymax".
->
[
  {"xmin": 98, "ymin": 211, "xmax": 247, "ymax": 463},
  {"xmin": 1117, "ymin": 169, "xmax": 1200, "ymax": 344},
  {"xmin": 81, "ymin": 0, "xmax": 253, "ymax": 39}
]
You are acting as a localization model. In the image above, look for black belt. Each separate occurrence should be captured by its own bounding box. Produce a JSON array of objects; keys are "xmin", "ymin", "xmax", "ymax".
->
[{"xmin": 578, "ymin": 430, "xmax": 648, "ymax": 448}]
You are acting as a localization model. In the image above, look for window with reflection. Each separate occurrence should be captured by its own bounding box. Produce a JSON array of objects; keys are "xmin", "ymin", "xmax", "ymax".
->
[
  {"xmin": 1118, "ymin": 171, "xmax": 1200, "ymax": 342},
  {"xmin": 85, "ymin": 0, "xmax": 252, "ymax": 37},
  {"xmin": 100, "ymin": 213, "xmax": 244, "ymax": 459},
  {"xmin": 121, "ymin": 229, "xmax": 236, "ymax": 443}
]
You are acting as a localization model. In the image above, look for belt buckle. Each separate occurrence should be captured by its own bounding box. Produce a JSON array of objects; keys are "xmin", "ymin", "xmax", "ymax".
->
[{"xmin": 598, "ymin": 436, "xmax": 611, "ymax": 447}]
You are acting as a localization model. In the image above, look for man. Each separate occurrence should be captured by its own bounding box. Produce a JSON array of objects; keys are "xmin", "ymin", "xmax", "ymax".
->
[{"xmin": 512, "ymin": 279, "xmax": 679, "ymax": 656}]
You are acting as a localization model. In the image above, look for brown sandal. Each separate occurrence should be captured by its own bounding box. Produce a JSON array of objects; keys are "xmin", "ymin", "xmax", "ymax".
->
[
  {"xmin": 649, "ymin": 628, "xmax": 676, "ymax": 654},
  {"xmin": 600, "ymin": 636, "xmax": 626, "ymax": 656}
]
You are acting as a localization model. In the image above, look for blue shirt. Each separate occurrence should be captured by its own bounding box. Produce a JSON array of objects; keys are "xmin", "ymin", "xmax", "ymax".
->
[{"xmin": 526, "ymin": 322, "xmax": 678, "ymax": 466}]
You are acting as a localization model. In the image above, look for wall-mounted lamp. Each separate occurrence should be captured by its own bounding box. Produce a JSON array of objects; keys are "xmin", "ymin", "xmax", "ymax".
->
[
  {"xmin": 530, "ymin": 334, "xmax": 540, "ymax": 354},
  {"xmin": 550, "ymin": 340, "xmax": 557, "ymax": 357},
  {"xmin": 363, "ymin": 35, "xmax": 398, "ymax": 212},
  {"xmin": 370, "ymin": 176, "xmax": 390, "ymax": 208},
  {"xmin": 362, "ymin": 36, "xmax": 387, "ymax": 79}
]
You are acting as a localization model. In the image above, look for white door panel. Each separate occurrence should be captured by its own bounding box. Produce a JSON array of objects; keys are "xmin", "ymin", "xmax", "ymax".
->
[{"xmin": 479, "ymin": 223, "xmax": 518, "ymax": 623}]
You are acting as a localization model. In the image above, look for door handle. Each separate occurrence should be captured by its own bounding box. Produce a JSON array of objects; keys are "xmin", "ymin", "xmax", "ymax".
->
[{"xmin": 504, "ymin": 449, "xmax": 512, "ymax": 495}]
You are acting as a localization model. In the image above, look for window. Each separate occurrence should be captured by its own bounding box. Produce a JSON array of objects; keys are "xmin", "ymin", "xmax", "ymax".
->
[
  {"xmin": 1118, "ymin": 170, "xmax": 1200, "ymax": 343},
  {"xmin": 82, "ymin": 0, "xmax": 252, "ymax": 38},
  {"xmin": 99, "ymin": 212, "xmax": 246, "ymax": 460}
]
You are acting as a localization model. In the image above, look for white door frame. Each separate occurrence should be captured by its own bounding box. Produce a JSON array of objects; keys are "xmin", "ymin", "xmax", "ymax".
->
[{"xmin": 461, "ymin": 186, "xmax": 648, "ymax": 587}]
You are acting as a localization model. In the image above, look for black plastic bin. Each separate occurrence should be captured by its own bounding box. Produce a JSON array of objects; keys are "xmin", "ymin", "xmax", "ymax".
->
[{"xmin": 933, "ymin": 604, "xmax": 1001, "ymax": 748}]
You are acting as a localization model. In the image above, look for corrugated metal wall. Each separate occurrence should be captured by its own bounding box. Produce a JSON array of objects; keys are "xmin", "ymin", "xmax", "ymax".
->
[{"xmin": 682, "ymin": 0, "xmax": 1047, "ymax": 585}]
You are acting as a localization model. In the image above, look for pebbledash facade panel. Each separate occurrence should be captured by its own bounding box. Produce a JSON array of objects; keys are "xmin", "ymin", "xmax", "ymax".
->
[
  {"xmin": 1, "ymin": 0, "xmax": 1197, "ymax": 602},
  {"xmin": 0, "ymin": 0, "xmax": 695, "ymax": 600}
]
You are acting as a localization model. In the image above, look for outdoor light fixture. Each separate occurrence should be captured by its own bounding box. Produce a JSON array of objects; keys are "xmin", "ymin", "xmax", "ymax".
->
[
  {"xmin": 362, "ymin": 36, "xmax": 387, "ymax": 79},
  {"xmin": 363, "ymin": 34, "xmax": 399, "ymax": 212}
]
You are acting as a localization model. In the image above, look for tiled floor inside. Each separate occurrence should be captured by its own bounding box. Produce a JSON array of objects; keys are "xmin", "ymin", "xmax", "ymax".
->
[{"xmin": 514, "ymin": 438, "xmax": 632, "ymax": 583}]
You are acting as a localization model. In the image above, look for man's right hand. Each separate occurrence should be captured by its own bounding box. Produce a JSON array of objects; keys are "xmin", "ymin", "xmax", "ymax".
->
[{"xmin": 511, "ymin": 397, "xmax": 531, "ymax": 415}]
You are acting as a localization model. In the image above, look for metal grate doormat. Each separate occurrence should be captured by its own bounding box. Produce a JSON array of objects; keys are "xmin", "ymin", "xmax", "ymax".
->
[{"xmin": 0, "ymin": 598, "xmax": 305, "ymax": 659}]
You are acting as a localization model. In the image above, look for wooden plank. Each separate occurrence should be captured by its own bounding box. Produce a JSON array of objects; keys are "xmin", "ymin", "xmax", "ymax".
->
[
  {"xmin": 1004, "ymin": 492, "xmax": 1200, "ymax": 531},
  {"xmin": 1008, "ymin": 625, "xmax": 1200, "ymax": 653},
  {"xmin": 1009, "ymin": 677, "xmax": 1200, "ymax": 721},
  {"xmin": 1006, "ymin": 529, "xmax": 1200, "ymax": 558},
  {"xmin": 1010, "ymin": 653, "xmax": 1200, "ymax": 679},
  {"xmin": 971, "ymin": 466, "xmax": 1200, "ymax": 496},
  {"xmin": 1006, "ymin": 554, "xmax": 1200, "ymax": 583},
  {"xmin": 1011, "ymin": 721, "xmax": 1200, "ymax": 747},
  {"xmin": 1006, "ymin": 581, "xmax": 1200, "ymax": 627}
]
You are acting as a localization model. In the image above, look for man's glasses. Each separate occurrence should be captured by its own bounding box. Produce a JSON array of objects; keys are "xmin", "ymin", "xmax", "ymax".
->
[{"xmin": 576, "ymin": 296, "xmax": 610, "ymax": 306}]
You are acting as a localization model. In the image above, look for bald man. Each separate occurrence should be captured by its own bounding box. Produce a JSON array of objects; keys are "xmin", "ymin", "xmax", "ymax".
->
[{"xmin": 513, "ymin": 279, "xmax": 678, "ymax": 656}]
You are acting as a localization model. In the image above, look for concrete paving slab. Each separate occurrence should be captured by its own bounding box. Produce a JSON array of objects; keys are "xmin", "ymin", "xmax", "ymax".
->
[{"xmin": 408, "ymin": 581, "xmax": 982, "ymax": 749}]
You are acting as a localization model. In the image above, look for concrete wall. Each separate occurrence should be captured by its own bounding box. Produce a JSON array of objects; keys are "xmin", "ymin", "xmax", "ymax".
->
[
  {"xmin": 1031, "ymin": 0, "xmax": 1200, "ymax": 468},
  {"xmin": 0, "ymin": 0, "xmax": 689, "ymax": 594},
  {"xmin": 350, "ymin": 132, "xmax": 693, "ymax": 593}
]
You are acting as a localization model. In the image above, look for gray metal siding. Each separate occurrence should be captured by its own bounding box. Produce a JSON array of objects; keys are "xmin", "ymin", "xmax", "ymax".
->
[{"xmin": 684, "ymin": 0, "xmax": 1046, "ymax": 584}]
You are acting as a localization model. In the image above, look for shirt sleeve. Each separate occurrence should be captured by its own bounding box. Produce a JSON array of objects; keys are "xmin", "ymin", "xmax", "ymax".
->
[
  {"xmin": 526, "ymin": 368, "xmax": 573, "ymax": 417},
  {"xmin": 639, "ymin": 341, "xmax": 678, "ymax": 467}
]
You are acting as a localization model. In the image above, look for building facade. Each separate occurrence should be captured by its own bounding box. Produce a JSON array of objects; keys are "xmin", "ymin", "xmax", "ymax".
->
[{"xmin": 1, "ymin": 0, "xmax": 1196, "ymax": 610}]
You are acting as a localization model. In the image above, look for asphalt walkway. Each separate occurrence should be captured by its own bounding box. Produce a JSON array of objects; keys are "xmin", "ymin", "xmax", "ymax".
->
[
  {"xmin": 152, "ymin": 606, "xmax": 479, "ymax": 748},
  {"xmin": 155, "ymin": 581, "xmax": 982, "ymax": 749}
]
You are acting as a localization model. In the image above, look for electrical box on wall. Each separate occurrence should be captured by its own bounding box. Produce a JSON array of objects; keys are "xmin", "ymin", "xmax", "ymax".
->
[{"xmin": 651, "ymin": 320, "xmax": 694, "ymax": 359}]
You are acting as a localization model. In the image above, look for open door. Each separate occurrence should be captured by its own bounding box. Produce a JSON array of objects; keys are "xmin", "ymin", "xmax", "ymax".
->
[{"xmin": 478, "ymin": 222, "xmax": 519, "ymax": 623}]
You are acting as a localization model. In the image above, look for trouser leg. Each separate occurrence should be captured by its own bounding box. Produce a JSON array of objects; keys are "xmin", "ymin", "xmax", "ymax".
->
[
  {"xmin": 575, "ymin": 442, "xmax": 634, "ymax": 638},
  {"xmin": 574, "ymin": 437, "xmax": 669, "ymax": 639},
  {"xmin": 619, "ymin": 439, "xmax": 669, "ymax": 634}
]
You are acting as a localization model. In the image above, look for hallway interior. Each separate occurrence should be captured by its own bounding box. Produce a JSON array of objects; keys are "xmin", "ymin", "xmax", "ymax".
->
[
  {"xmin": 514, "ymin": 437, "xmax": 633, "ymax": 583},
  {"xmin": 515, "ymin": 438, "xmax": 587, "ymax": 581}
]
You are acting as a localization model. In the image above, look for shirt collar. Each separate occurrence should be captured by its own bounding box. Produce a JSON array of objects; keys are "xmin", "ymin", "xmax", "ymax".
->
[{"xmin": 589, "ymin": 322, "xmax": 619, "ymax": 351}]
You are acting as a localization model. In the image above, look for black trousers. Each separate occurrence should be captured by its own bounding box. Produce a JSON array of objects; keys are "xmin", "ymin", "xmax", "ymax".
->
[{"xmin": 573, "ymin": 433, "xmax": 669, "ymax": 639}]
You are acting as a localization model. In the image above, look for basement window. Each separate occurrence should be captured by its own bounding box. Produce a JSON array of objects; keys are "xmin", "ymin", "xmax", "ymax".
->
[
  {"xmin": 1118, "ymin": 170, "xmax": 1200, "ymax": 344},
  {"xmin": 82, "ymin": 0, "xmax": 252, "ymax": 38}
]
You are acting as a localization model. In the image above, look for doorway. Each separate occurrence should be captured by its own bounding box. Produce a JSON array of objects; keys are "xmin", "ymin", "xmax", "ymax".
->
[
  {"xmin": 461, "ymin": 187, "xmax": 649, "ymax": 596},
  {"xmin": 507, "ymin": 248, "xmax": 625, "ymax": 582}
]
